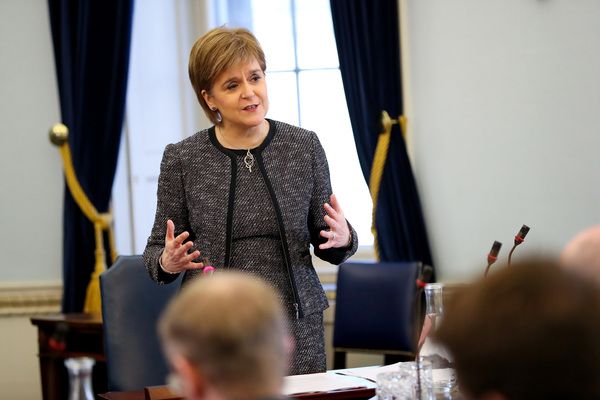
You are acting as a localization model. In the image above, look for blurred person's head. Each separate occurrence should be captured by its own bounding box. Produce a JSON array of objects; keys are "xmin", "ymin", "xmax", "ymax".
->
[
  {"xmin": 188, "ymin": 27, "xmax": 268, "ymax": 125},
  {"xmin": 159, "ymin": 271, "xmax": 289, "ymax": 400},
  {"xmin": 561, "ymin": 225, "xmax": 600, "ymax": 286},
  {"xmin": 435, "ymin": 260, "xmax": 600, "ymax": 400}
]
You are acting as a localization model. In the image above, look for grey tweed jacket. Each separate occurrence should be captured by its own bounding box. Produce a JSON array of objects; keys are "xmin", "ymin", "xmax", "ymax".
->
[{"xmin": 143, "ymin": 119, "xmax": 358, "ymax": 318}]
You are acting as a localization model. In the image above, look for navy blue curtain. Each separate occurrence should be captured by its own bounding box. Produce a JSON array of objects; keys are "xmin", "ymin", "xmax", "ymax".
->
[
  {"xmin": 330, "ymin": 0, "xmax": 433, "ymax": 268},
  {"xmin": 48, "ymin": 0, "xmax": 134, "ymax": 312}
]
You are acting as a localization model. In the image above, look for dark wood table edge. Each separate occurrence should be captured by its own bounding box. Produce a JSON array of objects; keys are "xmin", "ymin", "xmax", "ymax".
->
[{"xmin": 98, "ymin": 387, "xmax": 376, "ymax": 400}]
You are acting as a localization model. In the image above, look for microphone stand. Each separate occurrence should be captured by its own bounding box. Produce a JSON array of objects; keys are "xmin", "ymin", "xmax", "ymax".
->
[
  {"xmin": 414, "ymin": 264, "xmax": 432, "ymax": 399},
  {"xmin": 414, "ymin": 265, "xmax": 433, "ymax": 350},
  {"xmin": 416, "ymin": 355, "xmax": 422, "ymax": 399}
]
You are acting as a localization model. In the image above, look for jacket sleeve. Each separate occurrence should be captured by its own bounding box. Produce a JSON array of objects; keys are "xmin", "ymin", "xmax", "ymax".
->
[
  {"xmin": 143, "ymin": 143, "xmax": 194, "ymax": 284},
  {"xmin": 307, "ymin": 132, "xmax": 358, "ymax": 264}
]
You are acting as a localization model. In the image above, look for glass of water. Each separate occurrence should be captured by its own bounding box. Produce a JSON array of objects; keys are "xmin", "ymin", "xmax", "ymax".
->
[{"xmin": 376, "ymin": 360, "xmax": 434, "ymax": 400}]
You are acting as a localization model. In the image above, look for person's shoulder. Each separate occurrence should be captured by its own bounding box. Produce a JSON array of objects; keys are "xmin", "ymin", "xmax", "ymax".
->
[
  {"xmin": 175, "ymin": 128, "xmax": 211, "ymax": 147},
  {"xmin": 269, "ymin": 119, "xmax": 317, "ymax": 142},
  {"xmin": 167, "ymin": 128, "xmax": 212, "ymax": 154}
]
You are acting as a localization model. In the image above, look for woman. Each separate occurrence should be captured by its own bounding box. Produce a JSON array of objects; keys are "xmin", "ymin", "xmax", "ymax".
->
[{"xmin": 143, "ymin": 27, "xmax": 358, "ymax": 375}]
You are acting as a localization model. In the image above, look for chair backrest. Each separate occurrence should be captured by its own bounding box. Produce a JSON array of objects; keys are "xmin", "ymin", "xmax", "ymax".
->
[
  {"xmin": 333, "ymin": 261, "xmax": 420, "ymax": 353},
  {"xmin": 100, "ymin": 255, "xmax": 182, "ymax": 391}
]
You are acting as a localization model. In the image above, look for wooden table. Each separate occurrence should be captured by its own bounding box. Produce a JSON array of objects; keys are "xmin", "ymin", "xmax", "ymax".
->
[
  {"xmin": 99, "ymin": 386, "xmax": 376, "ymax": 400},
  {"xmin": 31, "ymin": 313, "xmax": 108, "ymax": 400}
]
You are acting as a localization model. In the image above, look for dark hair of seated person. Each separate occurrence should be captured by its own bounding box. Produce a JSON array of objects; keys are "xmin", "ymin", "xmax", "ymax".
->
[{"xmin": 434, "ymin": 259, "xmax": 600, "ymax": 400}]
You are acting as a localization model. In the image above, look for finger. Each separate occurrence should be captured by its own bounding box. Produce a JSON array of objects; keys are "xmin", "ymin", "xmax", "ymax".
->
[
  {"xmin": 320, "ymin": 229, "xmax": 336, "ymax": 241},
  {"xmin": 330, "ymin": 193, "xmax": 342, "ymax": 212},
  {"xmin": 184, "ymin": 260, "xmax": 204, "ymax": 270},
  {"xmin": 183, "ymin": 250, "xmax": 201, "ymax": 264},
  {"xmin": 323, "ymin": 202, "xmax": 339, "ymax": 220},
  {"xmin": 174, "ymin": 241, "xmax": 194, "ymax": 257},
  {"xmin": 174, "ymin": 231, "xmax": 190, "ymax": 246},
  {"xmin": 319, "ymin": 240, "xmax": 333, "ymax": 250},
  {"xmin": 324, "ymin": 215, "xmax": 340, "ymax": 231},
  {"xmin": 165, "ymin": 219, "xmax": 175, "ymax": 241}
]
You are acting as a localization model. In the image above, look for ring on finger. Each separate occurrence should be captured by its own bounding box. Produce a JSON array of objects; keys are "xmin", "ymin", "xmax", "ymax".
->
[{"xmin": 332, "ymin": 232, "xmax": 336, "ymax": 240}]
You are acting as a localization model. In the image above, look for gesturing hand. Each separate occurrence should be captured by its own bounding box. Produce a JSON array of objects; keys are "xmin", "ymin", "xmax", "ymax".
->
[
  {"xmin": 319, "ymin": 194, "xmax": 352, "ymax": 250},
  {"xmin": 160, "ymin": 219, "xmax": 204, "ymax": 273}
]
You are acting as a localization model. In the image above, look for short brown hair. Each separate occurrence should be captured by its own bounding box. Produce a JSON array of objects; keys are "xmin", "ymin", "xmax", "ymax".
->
[
  {"xmin": 159, "ymin": 271, "xmax": 287, "ymax": 397},
  {"xmin": 435, "ymin": 260, "xmax": 600, "ymax": 400},
  {"xmin": 188, "ymin": 27, "xmax": 267, "ymax": 124}
]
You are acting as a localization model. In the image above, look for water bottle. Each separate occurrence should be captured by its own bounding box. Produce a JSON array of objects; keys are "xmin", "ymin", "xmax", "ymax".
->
[
  {"xmin": 418, "ymin": 283, "xmax": 457, "ymax": 394},
  {"xmin": 64, "ymin": 357, "xmax": 95, "ymax": 400}
]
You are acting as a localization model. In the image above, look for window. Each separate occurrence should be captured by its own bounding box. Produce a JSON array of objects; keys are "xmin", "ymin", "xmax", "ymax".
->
[{"xmin": 113, "ymin": 0, "xmax": 374, "ymax": 257}]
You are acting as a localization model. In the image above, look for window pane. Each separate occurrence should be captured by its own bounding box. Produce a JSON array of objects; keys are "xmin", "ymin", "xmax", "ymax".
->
[
  {"xmin": 250, "ymin": 0, "xmax": 296, "ymax": 71},
  {"xmin": 265, "ymin": 71, "xmax": 299, "ymax": 126},
  {"xmin": 294, "ymin": 0, "xmax": 339, "ymax": 69},
  {"xmin": 298, "ymin": 70, "xmax": 374, "ymax": 245},
  {"xmin": 123, "ymin": 0, "xmax": 190, "ymax": 253}
]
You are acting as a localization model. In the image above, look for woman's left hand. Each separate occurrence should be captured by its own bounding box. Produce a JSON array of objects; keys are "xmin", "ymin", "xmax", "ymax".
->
[{"xmin": 319, "ymin": 194, "xmax": 352, "ymax": 249}]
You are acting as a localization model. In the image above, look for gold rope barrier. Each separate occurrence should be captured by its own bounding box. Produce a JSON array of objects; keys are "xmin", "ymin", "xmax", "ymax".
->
[
  {"xmin": 49, "ymin": 123, "xmax": 117, "ymax": 314},
  {"xmin": 369, "ymin": 111, "xmax": 407, "ymax": 261}
]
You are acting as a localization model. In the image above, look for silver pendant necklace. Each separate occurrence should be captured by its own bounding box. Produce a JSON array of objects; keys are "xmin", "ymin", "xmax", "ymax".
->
[
  {"xmin": 216, "ymin": 125, "xmax": 257, "ymax": 172},
  {"xmin": 244, "ymin": 149, "xmax": 254, "ymax": 172}
]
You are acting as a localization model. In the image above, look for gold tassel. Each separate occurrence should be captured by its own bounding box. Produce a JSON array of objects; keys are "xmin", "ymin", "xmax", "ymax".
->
[
  {"xmin": 50, "ymin": 123, "xmax": 117, "ymax": 314},
  {"xmin": 369, "ymin": 111, "xmax": 406, "ymax": 261},
  {"xmin": 84, "ymin": 222, "xmax": 106, "ymax": 314}
]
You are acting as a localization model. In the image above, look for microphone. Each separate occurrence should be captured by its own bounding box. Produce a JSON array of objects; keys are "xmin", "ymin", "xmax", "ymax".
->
[
  {"xmin": 514, "ymin": 225, "xmax": 530, "ymax": 245},
  {"xmin": 485, "ymin": 241, "xmax": 502, "ymax": 277},
  {"xmin": 508, "ymin": 225, "xmax": 530, "ymax": 266}
]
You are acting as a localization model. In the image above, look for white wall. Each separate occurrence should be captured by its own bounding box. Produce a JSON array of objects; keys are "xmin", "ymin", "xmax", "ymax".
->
[
  {"xmin": 0, "ymin": 3, "xmax": 62, "ymax": 279},
  {"xmin": 404, "ymin": 0, "xmax": 600, "ymax": 282},
  {"xmin": 0, "ymin": 1, "xmax": 62, "ymax": 398}
]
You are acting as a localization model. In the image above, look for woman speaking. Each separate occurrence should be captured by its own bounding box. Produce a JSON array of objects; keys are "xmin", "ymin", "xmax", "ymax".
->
[{"xmin": 143, "ymin": 27, "xmax": 358, "ymax": 375}]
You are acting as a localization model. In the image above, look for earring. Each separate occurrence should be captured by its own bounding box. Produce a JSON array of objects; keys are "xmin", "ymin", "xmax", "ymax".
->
[{"xmin": 211, "ymin": 107, "xmax": 222, "ymax": 124}]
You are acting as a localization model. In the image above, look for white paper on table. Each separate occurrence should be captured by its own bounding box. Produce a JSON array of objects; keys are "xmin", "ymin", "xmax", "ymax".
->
[
  {"xmin": 335, "ymin": 362, "xmax": 403, "ymax": 382},
  {"xmin": 282, "ymin": 372, "xmax": 368, "ymax": 395},
  {"xmin": 342, "ymin": 364, "xmax": 457, "ymax": 387}
]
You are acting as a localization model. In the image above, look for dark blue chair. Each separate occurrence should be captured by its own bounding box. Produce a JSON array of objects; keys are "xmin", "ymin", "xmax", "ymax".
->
[
  {"xmin": 332, "ymin": 261, "xmax": 421, "ymax": 369},
  {"xmin": 100, "ymin": 255, "xmax": 182, "ymax": 391}
]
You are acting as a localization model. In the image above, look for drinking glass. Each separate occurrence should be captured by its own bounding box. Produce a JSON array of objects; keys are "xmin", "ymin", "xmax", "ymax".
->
[{"xmin": 376, "ymin": 360, "xmax": 433, "ymax": 400}]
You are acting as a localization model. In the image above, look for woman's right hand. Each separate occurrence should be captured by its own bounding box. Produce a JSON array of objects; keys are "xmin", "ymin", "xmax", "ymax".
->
[{"xmin": 160, "ymin": 219, "xmax": 204, "ymax": 273}]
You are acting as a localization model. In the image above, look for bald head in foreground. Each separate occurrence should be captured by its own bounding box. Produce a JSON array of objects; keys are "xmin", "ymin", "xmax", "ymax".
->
[
  {"xmin": 159, "ymin": 272, "xmax": 290, "ymax": 400},
  {"xmin": 434, "ymin": 260, "xmax": 600, "ymax": 400},
  {"xmin": 561, "ymin": 225, "xmax": 600, "ymax": 286}
]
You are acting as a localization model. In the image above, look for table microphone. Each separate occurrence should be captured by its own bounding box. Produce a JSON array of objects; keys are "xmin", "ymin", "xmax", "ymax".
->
[
  {"xmin": 508, "ymin": 225, "xmax": 530, "ymax": 267},
  {"xmin": 484, "ymin": 240, "xmax": 502, "ymax": 276}
]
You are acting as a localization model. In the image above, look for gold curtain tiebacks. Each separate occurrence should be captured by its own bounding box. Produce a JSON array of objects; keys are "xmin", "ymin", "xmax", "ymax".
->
[
  {"xmin": 50, "ymin": 123, "xmax": 118, "ymax": 314},
  {"xmin": 369, "ymin": 111, "xmax": 407, "ymax": 261}
]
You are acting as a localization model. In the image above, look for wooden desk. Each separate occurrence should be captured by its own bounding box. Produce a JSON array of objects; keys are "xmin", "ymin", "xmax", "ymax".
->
[
  {"xmin": 31, "ymin": 313, "xmax": 108, "ymax": 400},
  {"xmin": 99, "ymin": 386, "xmax": 375, "ymax": 400},
  {"xmin": 100, "ymin": 370, "xmax": 377, "ymax": 400}
]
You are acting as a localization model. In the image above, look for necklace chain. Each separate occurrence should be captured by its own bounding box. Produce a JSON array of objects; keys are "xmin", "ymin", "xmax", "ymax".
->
[{"xmin": 216, "ymin": 125, "xmax": 257, "ymax": 172}]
